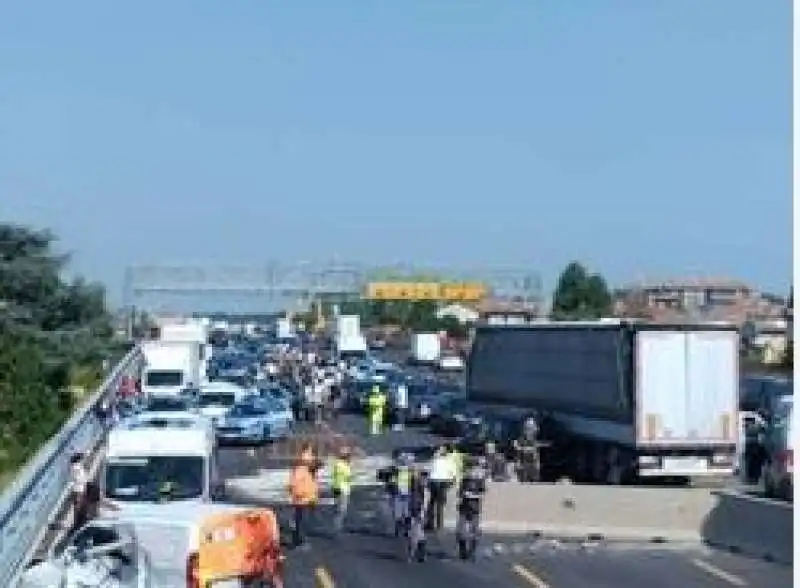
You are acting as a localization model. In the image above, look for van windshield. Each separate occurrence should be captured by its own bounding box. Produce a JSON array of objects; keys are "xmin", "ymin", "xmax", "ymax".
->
[
  {"xmin": 104, "ymin": 456, "xmax": 205, "ymax": 501},
  {"xmin": 198, "ymin": 393, "xmax": 236, "ymax": 408},
  {"xmin": 145, "ymin": 370, "xmax": 184, "ymax": 387}
]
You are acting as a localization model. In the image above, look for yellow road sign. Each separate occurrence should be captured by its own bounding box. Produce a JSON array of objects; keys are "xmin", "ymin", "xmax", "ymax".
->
[{"xmin": 364, "ymin": 281, "xmax": 486, "ymax": 301}]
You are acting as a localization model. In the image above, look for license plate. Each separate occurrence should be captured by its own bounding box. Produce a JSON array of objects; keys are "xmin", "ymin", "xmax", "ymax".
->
[{"xmin": 664, "ymin": 457, "xmax": 708, "ymax": 473}]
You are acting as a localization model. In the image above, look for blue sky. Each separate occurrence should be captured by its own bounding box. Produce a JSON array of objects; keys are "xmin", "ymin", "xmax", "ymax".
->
[{"xmin": 0, "ymin": 1, "xmax": 791, "ymax": 309}]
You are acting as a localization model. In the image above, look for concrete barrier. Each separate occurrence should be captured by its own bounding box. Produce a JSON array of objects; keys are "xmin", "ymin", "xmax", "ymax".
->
[
  {"xmin": 443, "ymin": 482, "xmax": 714, "ymax": 542},
  {"xmin": 441, "ymin": 481, "xmax": 793, "ymax": 563},
  {"xmin": 701, "ymin": 490, "xmax": 793, "ymax": 564}
]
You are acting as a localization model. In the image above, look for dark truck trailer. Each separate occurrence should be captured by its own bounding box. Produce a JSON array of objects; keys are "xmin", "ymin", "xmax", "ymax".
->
[{"xmin": 467, "ymin": 320, "xmax": 739, "ymax": 483}]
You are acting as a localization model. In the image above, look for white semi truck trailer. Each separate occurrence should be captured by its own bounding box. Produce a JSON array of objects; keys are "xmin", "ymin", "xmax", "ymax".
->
[{"xmin": 467, "ymin": 320, "xmax": 740, "ymax": 483}]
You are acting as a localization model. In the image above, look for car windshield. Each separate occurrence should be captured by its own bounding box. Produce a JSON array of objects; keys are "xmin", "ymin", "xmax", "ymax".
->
[
  {"xmin": 146, "ymin": 397, "xmax": 189, "ymax": 412},
  {"xmin": 145, "ymin": 371, "xmax": 183, "ymax": 387},
  {"xmin": 229, "ymin": 403, "xmax": 264, "ymax": 417},
  {"xmin": 198, "ymin": 393, "xmax": 236, "ymax": 408},
  {"xmin": 104, "ymin": 456, "xmax": 205, "ymax": 501}
]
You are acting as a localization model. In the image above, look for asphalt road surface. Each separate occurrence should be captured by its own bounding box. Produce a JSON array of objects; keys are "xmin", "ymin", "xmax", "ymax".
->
[{"xmin": 217, "ymin": 414, "xmax": 792, "ymax": 588}]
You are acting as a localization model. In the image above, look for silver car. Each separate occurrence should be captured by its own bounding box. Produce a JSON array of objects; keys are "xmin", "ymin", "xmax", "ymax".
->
[{"xmin": 215, "ymin": 401, "xmax": 272, "ymax": 445}]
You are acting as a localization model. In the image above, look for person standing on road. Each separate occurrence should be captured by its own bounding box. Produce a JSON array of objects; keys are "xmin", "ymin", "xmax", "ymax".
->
[
  {"xmin": 367, "ymin": 385, "xmax": 386, "ymax": 436},
  {"xmin": 301, "ymin": 379, "xmax": 314, "ymax": 422},
  {"xmin": 389, "ymin": 452, "xmax": 413, "ymax": 535},
  {"xmin": 426, "ymin": 446, "xmax": 457, "ymax": 532},
  {"xmin": 331, "ymin": 447, "xmax": 353, "ymax": 535},
  {"xmin": 513, "ymin": 417, "xmax": 541, "ymax": 483},
  {"xmin": 288, "ymin": 453, "xmax": 319, "ymax": 548},
  {"xmin": 393, "ymin": 380, "xmax": 408, "ymax": 431},
  {"xmin": 312, "ymin": 376, "xmax": 326, "ymax": 424},
  {"xmin": 69, "ymin": 453, "xmax": 89, "ymax": 530},
  {"xmin": 407, "ymin": 467, "xmax": 431, "ymax": 561}
]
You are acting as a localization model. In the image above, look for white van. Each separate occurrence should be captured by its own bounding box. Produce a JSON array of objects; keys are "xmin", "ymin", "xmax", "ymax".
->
[
  {"xmin": 102, "ymin": 417, "xmax": 220, "ymax": 508},
  {"xmin": 126, "ymin": 410, "xmax": 214, "ymax": 440}
]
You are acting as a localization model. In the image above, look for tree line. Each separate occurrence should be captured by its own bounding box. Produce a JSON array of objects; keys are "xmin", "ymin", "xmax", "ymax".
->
[{"xmin": 0, "ymin": 224, "xmax": 124, "ymax": 480}]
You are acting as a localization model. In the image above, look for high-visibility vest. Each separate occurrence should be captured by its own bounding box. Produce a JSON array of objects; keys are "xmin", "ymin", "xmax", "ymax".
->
[
  {"xmin": 288, "ymin": 465, "xmax": 318, "ymax": 505},
  {"xmin": 332, "ymin": 459, "xmax": 352, "ymax": 494},
  {"xmin": 395, "ymin": 466, "xmax": 411, "ymax": 495},
  {"xmin": 450, "ymin": 451, "xmax": 464, "ymax": 477}
]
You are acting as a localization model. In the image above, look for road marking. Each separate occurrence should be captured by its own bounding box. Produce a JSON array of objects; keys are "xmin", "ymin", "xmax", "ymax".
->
[
  {"xmin": 315, "ymin": 566, "xmax": 335, "ymax": 588},
  {"xmin": 690, "ymin": 559, "xmax": 747, "ymax": 587},
  {"xmin": 512, "ymin": 563, "xmax": 550, "ymax": 588}
]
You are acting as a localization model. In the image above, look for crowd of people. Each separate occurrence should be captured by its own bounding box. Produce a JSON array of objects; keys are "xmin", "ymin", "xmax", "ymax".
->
[{"xmin": 286, "ymin": 438, "xmax": 488, "ymax": 561}]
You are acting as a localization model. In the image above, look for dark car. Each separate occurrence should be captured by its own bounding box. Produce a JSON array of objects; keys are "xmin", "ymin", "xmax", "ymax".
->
[
  {"xmin": 403, "ymin": 382, "xmax": 445, "ymax": 423},
  {"xmin": 429, "ymin": 396, "xmax": 481, "ymax": 437},
  {"xmin": 457, "ymin": 413, "xmax": 523, "ymax": 458}
]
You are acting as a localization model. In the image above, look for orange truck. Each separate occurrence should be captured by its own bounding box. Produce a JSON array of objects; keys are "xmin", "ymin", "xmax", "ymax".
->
[{"xmin": 186, "ymin": 508, "xmax": 285, "ymax": 588}]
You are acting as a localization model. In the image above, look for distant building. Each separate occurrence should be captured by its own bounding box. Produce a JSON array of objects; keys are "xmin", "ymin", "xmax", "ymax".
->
[
  {"xmin": 476, "ymin": 299, "xmax": 539, "ymax": 325},
  {"xmin": 615, "ymin": 277, "xmax": 788, "ymax": 326}
]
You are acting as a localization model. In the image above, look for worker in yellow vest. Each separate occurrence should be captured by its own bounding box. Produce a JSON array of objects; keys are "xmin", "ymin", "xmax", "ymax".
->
[
  {"xmin": 448, "ymin": 445, "xmax": 464, "ymax": 506},
  {"xmin": 449, "ymin": 445, "xmax": 464, "ymax": 479},
  {"xmin": 332, "ymin": 446, "xmax": 353, "ymax": 535},
  {"xmin": 367, "ymin": 385, "xmax": 387, "ymax": 436}
]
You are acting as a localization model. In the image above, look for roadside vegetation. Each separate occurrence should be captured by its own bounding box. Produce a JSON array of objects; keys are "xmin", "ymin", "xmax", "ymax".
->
[{"xmin": 0, "ymin": 224, "xmax": 127, "ymax": 483}]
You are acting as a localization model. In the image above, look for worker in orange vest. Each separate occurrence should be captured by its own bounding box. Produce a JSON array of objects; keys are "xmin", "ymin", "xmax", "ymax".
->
[
  {"xmin": 288, "ymin": 447, "xmax": 319, "ymax": 547},
  {"xmin": 299, "ymin": 443, "xmax": 316, "ymax": 467}
]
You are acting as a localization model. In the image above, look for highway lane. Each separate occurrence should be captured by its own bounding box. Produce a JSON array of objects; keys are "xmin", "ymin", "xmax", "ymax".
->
[
  {"xmin": 216, "ymin": 414, "xmax": 792, "ymax": 588},
  {"xmin": 225, "ymin": 474, "xmax": 793, "ymax": 588}
]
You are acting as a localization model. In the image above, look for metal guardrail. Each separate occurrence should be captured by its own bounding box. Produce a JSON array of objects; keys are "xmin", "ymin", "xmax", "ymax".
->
[{"xmin": 0, "ymin": 345, "xmax": 142, "ymax": 588}]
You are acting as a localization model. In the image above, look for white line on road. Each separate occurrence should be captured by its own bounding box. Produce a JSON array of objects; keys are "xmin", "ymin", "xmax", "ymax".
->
[
  {"xmin": 691, "ymin": 558, "xmax": 747, "ymax": 587},
  {"xmin": 512, "ymin": 563, "xmax": 550, "ymax": 588}
]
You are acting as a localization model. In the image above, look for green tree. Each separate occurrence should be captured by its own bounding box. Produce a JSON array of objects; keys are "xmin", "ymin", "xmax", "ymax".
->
[
  {"xmin": 551, "ymin": 261, "xmax": 612, "ymax": 320},
  {"xmin": 0, "ymin": 223, "xmax": 115, "ymax": 476}
]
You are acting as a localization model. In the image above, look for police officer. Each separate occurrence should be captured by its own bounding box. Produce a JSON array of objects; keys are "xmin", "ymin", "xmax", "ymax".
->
[
  {"xmin": 513, "ymin": 416, "xmax": 541, "ymax": 483},
  {"xmin": 407, "ymin": 466, "xmax": 430, "ymax": 562},
  {"xmin": 456, "ymin": 456, "xmax": 488, "ymax": 559},
  {"xmin": 384, "ymin": 451, "xmax": 413, "ymax": 535}
]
